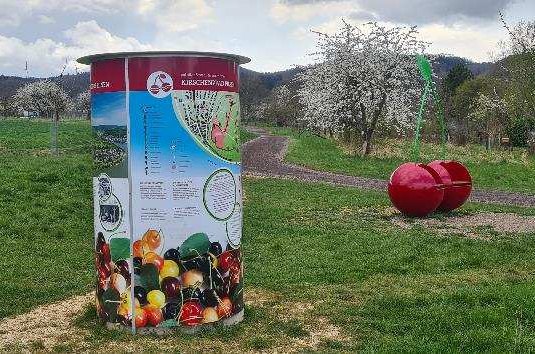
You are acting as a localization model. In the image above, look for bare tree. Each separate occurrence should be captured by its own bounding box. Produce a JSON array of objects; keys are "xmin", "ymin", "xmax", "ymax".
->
[{"xmin": 498, "ymin": 13, "xmax": 535, "ymax": 119}]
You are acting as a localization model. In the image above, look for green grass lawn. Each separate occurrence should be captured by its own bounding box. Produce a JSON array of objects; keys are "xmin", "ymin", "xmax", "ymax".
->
[
  {"xmin": 269, "ymin": 127, "xmax": 535, "ymax": 194},
  {"xmin": 2, "ymin": 119, "xmax": 535, "ymax": 351},
  {"xmin": 244, "ymin": 179, "xmax": 535, "ymax": 352},
  {"xmin": 0, "ymin": 119, "xmax": 257, "ymax": 319},
  {"xmin": 0, "ymin": 118, "xmax": 91, "ymax": 153},
  {"xmin": 0, "ymin": 119, "xmax": 94, "ymax": 318}
]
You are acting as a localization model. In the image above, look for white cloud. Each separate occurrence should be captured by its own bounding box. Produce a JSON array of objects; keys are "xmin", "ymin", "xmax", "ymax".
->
[
  {"xmin": 57, "ymin": 0, "xmax": 126, "ymax": 13},
  {"xmin": 0, "ymin": 1, "xmax": 30, "ymax": 27},
  {"xmin": 0, "ymin": 36, "xmax": 68, "ymax": 76},
  {"xmin": 418, "ymin": 23, "xmax": 505, "ymax": 62},
  {"xmin": 64, "ymin": 20, "xmax": 152, "ymax": 53},
  {"xmin": 0, "ymin": 0, "xmax": 215, "ymax": 77},
  {"xmin": 38, "ymin": 15, "xmax": 55, "ymax": 25},
  {"xmin": 270, "ymin": 0, "xmax": 355, "ymax": 23},
  {"xmin": 294, "ymin": 16, "xmax": 506, "ymax": 63},
  {"xmin": 136, "ymin": 0, "xmax": 214, "ymax": 33},
  {"xmin": 278, "ymin": 0, "xmax": 517, "ymax": 25},
  {"xmin": 357, "ymin": 0, "xmax": 516, "ymax": 25},
  {"xmin": 0, "ymin": 21, "xmax": 153, "ymax": 77},
  {"xmin": 0, "ymin": 0, "xmax": 528, "ymax": 76},
  {"xmin": 0, "ymin": 0, "xmax": 126, "ymax": 27},
  {"xmin": 292, "ymin": 16, "xmax": 367, "ymax": 43}
]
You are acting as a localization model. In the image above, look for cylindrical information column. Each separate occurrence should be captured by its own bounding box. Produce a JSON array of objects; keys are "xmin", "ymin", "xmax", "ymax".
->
[{"xmin": 78, "ymin": 51, "xmax": 250, "ymax": 332}]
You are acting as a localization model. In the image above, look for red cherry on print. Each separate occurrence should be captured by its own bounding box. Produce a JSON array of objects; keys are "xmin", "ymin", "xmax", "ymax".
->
[
  {"xmin": 161, "ymin": 83, "xmax": 172, "ymax": 92},
  {"xmin": 218, "ymin": 251, "xmax": 234, "ymax": 272},
  {"xmin": 100, "ymin": 243, "xmax": 111, "ymax": 263},
  {"xmin": 180, "ymin": 300, "xmax": 203, "ymax": 326},
  {"xmin": 228, "ymin": 260, "xmax": 241, "ymax": 285},
  {"xmin": 150, "ymin": 85, "xmax": 160, "ymax": 94}
]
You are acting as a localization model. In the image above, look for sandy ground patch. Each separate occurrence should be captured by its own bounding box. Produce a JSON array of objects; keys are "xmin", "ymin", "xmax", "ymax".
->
[
  {"xmin": 391, "ymin": 212, "xmax": 535, "ymax": 239},
  {"xmin": 0, "ymin": 288, "xmax": 350, "ymax": 353},
  {"xmin": 0, "ymin": 293, "xmax": 93, "ymax": 351}
]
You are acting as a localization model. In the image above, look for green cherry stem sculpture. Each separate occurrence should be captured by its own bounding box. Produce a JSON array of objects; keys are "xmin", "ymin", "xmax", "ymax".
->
[{"xmin": 412, "ymin": 54, "xmax": 447, "ymax": 162}]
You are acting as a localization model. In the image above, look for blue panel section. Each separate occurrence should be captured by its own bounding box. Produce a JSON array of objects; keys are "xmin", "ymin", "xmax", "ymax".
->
[{"xmin": 128, "ymin": 91, "xmax": 240, "ymax": 178}]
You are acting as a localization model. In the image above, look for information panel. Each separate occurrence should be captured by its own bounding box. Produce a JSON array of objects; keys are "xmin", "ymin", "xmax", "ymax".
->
[{"xmin": 89, "ymin": 54, "xmax": 245, "ymax": 332}]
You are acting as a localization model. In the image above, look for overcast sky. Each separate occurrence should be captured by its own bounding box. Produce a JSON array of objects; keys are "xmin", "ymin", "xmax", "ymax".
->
[{"xmin": 0, "ymin": 0, "xmax": 533, "ymax": 77}]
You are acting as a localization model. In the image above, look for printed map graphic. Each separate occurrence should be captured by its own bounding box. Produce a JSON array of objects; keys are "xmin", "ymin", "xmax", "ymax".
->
[{"xmin": 172, "ymin": 90, "xmax": 240, "ymax": 163}]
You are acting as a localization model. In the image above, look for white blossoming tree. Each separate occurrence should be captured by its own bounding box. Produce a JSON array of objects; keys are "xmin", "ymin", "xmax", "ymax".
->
[
  {"xmin": 299, "ymin": 20, "xmax": 427, "ymax": 155},
  {"xmin": 13, "ymin": 80, "xmax": 73, "ymax": 155},
  {"xmin": 469, "ymin": 90, "xmax": 508, "ymax": 150},
  {"xmin": 13, "ymin": 80, "xmax": 72, "ymax": 121},
  {"xmin": 498, "ymin": 14, "xmax": 535, "ymax": 152},
  {"xmin": 76, "ymin": 90, "xmax": 91, "ymax": 119},
  {"xmin": 255, "ymin": 85, "xmax": 301, "ymax": 126},
  {"xmin": 498, "ymin": 15, "xmax": 535, "ymax": 117}
]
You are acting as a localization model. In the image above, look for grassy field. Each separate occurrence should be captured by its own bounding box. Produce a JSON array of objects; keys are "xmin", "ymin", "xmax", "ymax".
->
[
  {"xmin": 2, "ymin": 119, "xmax": 535, "ymax": 351},
  {"xmin": 268, "ymin": 127, "xmax": 535, "ymax": 194},
  {"xmin": 0, "ymin": 119, "xmax": 94, "ymax": 318},
  {"xmin": 0, "ymin": 119, "xmax": 257, "ymax": 319}
]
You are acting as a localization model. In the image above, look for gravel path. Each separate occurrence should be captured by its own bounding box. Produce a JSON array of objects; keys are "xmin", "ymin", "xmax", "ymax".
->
[{"xmin": 242, "ymin": 127, "xmax": 535, "ymax": 208}]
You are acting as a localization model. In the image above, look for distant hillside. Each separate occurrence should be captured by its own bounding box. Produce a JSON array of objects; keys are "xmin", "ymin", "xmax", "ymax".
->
[
  {"xmin": 432, "ymin": 55, "xmax": 493, "ymax": 78},
  {"xmin": 241, "ymin": 67, "xmax": 302, "ymax": 89},
  {"xmin": 0, "ymin": 69, "xmax": 289, "ymax": 99},
  {"xmin": 0, "ymin": 56, "xmax": 495, "ymax": 102},
  {"xmin": 0, "ymin": 72, "xmax": 89, "ymax": 99}
]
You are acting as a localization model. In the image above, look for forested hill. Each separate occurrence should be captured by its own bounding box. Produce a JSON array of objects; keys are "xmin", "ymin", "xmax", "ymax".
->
[
  {"xmin": 0, "ymin": 56, "xmax": 493, "ymax": 100},
  {"xmin": 432, "ymin": 56, "xmax": 493, "ymax": 77},
  {"xmin": 0, "ymin": 72, "xmax": 90, "ymax": 99}
]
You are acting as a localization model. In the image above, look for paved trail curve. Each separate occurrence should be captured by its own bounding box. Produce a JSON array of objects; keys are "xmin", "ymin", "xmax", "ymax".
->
[{"xmin": 241, "ymin": 127, "xmax": 535, "ymax": 208}]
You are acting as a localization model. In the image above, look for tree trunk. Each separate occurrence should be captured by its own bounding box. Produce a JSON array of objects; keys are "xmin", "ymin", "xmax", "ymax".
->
[
  {"xmin": 362, "ymin": 140, "xmax": 371, "ymax": 155},
  {"xmin": 51, "ymin": 111, "xmax": 59, "ymax": 156},
  {"xmin": 359, "ymin": 92, "xmax": 387, "ymax": 156},
  {"xmin": 361, "ymin": 129, "xmax": 373, "ymax": 155},
  {"xmin": 342, "ymin": 128, "xmax": 351, "ymax": 144},
  {"xmin": 528, "ymin": 137, "xmax": 535, "ymax": 156}
]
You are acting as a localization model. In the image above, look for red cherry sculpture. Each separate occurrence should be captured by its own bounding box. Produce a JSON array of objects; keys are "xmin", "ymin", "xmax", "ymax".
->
[
  {"xmin": 427, "ymin": 160, "xmax": 472, "ymax": 212},
  {"xmin": 388, "ymin": 162, "xmax": 444, "ymax": 217}
]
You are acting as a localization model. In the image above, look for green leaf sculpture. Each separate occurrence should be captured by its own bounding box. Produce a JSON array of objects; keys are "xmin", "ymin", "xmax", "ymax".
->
[
  {"xmin": 412, "ymin": 54, "xmax": 447, "ymax": 161},
  {"xmin": 416, "ymin": 54, "xmax": 432, "ymax": 82}
]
